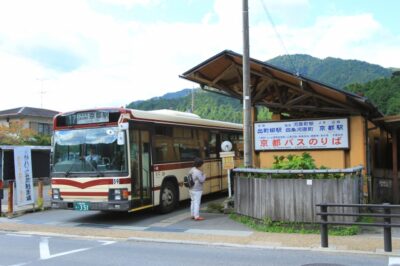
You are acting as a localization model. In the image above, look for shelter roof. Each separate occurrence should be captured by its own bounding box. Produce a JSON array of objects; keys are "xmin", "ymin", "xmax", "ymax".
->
[
  {"xmin": 373, "ymin": 115, "xmax": 400, "ymax": 131},
  {"xmin": 181, "ymin": 50, "xmax": 382, "ymax": 119}
]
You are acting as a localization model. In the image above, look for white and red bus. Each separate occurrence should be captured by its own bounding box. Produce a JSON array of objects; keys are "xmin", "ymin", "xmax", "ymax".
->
[{"xmin": 51, "ymin": 108, "xmax": 243, "ymax": 213}]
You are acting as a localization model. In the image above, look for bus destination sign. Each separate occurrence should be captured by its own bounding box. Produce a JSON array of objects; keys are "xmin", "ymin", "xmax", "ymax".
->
[{"xmin": 76, "ymin": 111, "xmax": 109, "ymax": 124}]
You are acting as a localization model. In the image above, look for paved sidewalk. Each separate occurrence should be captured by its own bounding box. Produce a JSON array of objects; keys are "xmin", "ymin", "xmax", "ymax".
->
[
  {"xmin": 1, "ymin": 194, "xmax": 400, "ymax": 255},
  {"xmin": 1, "ymin": 212, "xmax": 400, "ymax": 256}
]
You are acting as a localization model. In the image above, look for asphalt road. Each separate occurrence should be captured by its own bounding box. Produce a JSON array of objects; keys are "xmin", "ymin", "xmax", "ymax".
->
[
  {"xmin": 0, "ymin": 232, "xmax": 390, "ymax": 266},
  {"xmin": 8, "ymin": 194, "xmax": 252, "ymax": 235}
]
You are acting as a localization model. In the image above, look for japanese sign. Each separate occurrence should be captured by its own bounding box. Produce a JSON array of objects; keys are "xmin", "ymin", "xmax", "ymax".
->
[
  {"xmin": 14, "ymin": 147, "xmax": 34, "ymax": 206},
  {"xmin": 76, "ymin": 111, "xmax": 109, "ymax": 124},
  {"xmin": 255, "ymin": 118, "xmax": 349, "ymax": 151},
  {"xmin": 220, "ymin": 152, "xmax": 235, "ymax": 170}
]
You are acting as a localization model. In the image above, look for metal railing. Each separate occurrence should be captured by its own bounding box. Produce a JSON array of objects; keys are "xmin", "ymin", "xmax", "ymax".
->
[{"xmin": 317, "ymin": 203, "xmax": 400, "ymax": 252}]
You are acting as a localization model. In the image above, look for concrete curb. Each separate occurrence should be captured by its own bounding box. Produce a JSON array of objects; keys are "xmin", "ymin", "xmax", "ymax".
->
[
  {"xmin": 0, "ymin": 228, "xmax": 391, "ymax": 257},
  {"xmin": 126, "ymin": 236, "xmax": 395, "ymax": 257},
  {"xmin": 0, "ymin": 222, "xmax": 395, "ymax": 257}
]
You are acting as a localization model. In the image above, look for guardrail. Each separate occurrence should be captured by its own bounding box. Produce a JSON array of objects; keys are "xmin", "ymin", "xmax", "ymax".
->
[{"xmin": 316, "ymin": 203, "xmax": 400, "ymax": 252}]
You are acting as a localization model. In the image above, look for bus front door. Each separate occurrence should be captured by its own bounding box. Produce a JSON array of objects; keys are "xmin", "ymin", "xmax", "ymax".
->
[{"xmin": 130, "ymin": 127, "xmax": 152, "ymax": 211}]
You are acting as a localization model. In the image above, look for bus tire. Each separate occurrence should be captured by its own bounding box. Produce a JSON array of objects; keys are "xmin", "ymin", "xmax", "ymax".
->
[{"xmin": 159, "ymin": 181, "xmax": 177, "ymax": 214}]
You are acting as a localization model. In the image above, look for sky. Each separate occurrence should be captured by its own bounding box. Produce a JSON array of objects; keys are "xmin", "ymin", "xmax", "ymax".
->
[{"xmin": 0, "ymin": 0, "xmax": 399, "ymax": 112}]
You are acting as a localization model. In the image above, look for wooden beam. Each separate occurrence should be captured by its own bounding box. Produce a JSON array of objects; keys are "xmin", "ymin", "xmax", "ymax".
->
[
  {"xmin": 191, "ymin": 61, "xmax": 361, "ymax": 114},
  {"xmin": 212, "ymin": 62, "xmax": 236, "ymax": 84},
  {"xmin": 286, "ymin": 94, "xmax": 310, "ymax": 106},
  {"xmin": 393, "ymin": 129, "xmax": 399, "ymax": 204}
]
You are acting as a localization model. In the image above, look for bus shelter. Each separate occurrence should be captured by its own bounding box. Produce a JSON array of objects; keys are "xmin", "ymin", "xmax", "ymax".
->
[
  {"xmin": 181, "ymin": 50, "xmax": 396, "ymax": 203},
  {"xmin": 0, "ymin": 145, "xmax": 52, "ymax": 184}
]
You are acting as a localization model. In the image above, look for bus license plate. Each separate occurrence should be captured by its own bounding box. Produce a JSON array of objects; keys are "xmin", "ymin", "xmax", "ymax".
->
[{"xmin": 74, "ymin": 202, "xmax": 90, "ymax": 211}]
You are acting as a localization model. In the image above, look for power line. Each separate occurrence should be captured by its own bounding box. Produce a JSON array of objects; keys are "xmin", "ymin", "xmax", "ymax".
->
[{"xmin": 259, "ymin": 0, "xmax": 300, "ymax": 75}]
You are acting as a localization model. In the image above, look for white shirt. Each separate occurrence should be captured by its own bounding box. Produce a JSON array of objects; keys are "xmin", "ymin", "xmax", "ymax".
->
[{"xmin": 86, "ymin": 154, "xmax": 101, "ymax": 162}]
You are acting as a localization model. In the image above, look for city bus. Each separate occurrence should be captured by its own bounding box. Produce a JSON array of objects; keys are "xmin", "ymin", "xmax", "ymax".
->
[{"xmin": 50, "ymin": 108, "xmax": 243, "ymax": 213}]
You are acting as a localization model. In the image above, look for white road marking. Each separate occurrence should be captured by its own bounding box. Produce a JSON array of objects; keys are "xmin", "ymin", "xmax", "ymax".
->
[
  {"xmin": 110, "ymin": 225, "xmax": 149, "ymax": 231},
  {"xmin": 185, "ymin": 229, "xmax": 253, "ymax": 237},
  {"xmin": 389, "ymin": 256, "xmax": 400, "ymax": 266},
  {"xmin": 149, "ymin": 212, "xmax": 191, "ymax": 227},
  {"xmin": 39, "ymin": 237, "xmax": 91, "ymax": 260},
  {"xmin": 6, "ymin": 233, "xmax": 32, "ymax": 238},
  {"xmin": 98, "ymin": 240, "xmax": 116, "ymax": 246}
]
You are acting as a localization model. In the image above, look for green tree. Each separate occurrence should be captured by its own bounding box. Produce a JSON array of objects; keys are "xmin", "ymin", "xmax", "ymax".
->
[{"xmin": 0, "ymin": 121, "xmax": 51, "ymax": 145}]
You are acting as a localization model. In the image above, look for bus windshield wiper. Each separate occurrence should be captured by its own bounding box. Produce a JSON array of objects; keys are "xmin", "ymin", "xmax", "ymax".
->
[{"xmin": 65, "ymin": 159, "xmax": 81, "ymax": 177}]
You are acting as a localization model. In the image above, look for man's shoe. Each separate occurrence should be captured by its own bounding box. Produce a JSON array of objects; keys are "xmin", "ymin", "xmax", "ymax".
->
[{"xmin": 195, "ymin": 216, "xmax": 205, "ymax": 221}]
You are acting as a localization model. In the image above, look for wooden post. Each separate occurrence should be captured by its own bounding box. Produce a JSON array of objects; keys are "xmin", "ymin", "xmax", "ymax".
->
[
  {"xmin": 383, "ymin": 203, "xmax": 392, "ymax": 252},
  {"xmin": 320, "ymin": 204, "xmax": 329, "ymax": 248},
  {"xmin": 38, "ymin": 180, "xmax": 44, "ymax": 211},
  {"xmin": 8, "ymin": 181, "xmax": 13, "ymax": 217},
  {"xmin": 392, "ymin": 130, "xmax": 398, "ymax": 204}
]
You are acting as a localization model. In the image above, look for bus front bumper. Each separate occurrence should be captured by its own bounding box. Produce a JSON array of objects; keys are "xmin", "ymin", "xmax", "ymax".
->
[{"xmin": 51, "ymin": 200, "xmax": 130, "ymax": 211}]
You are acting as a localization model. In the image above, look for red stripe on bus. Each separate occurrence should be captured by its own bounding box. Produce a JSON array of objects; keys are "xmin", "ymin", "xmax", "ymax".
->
[
  {"xmin": 153, "ymin": 159, "xmax": 221, "ymax": 171},
  {"xmin": 52, "ymin": 178, "xmax": 131, "ymax": 189},
  {"xmin": 152, "ymin": 174, "xmax": 224, "ymax": 191},
  {"xmin": 153, "ymin": 162, "xmax": 193, "ymax": 171},
  {"xmin": 54, "ymin": 122, "xmax": 118, "ymax": 130},
  {"xmin": 61, "ymin": 191, "xmax": 108, "ymax": 197}
]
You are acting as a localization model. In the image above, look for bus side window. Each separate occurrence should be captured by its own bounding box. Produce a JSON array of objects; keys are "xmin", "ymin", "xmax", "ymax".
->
[{"xmin": 209, "ymin": 132, "xmax": 217, "ymax": 158}]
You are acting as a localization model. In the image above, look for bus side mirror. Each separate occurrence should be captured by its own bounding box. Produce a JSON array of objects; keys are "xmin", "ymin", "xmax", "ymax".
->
[{"xmin": 117, "ymin": 131, "xmax": 125, "ymax": 145}]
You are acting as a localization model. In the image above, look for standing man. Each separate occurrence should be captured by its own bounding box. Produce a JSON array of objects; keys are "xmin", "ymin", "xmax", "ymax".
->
[
  {"xmin": 189, "ymin": 157, "xmax": 206, "ymax": 221},
  {"xmin": 85, "ymin": 147, "xmax": 101, "ymax": 164}
]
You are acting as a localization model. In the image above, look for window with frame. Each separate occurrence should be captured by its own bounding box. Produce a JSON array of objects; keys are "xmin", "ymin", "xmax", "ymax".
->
[
  {"xmin": 38, "ymin": 123, "xmax": 51, "ymax": 135},
  {"xmin": 154, "ymin": 125, "xmax": 177, "ymax": 163},
  {"xmin": 31, "ymin": 122, "xmax": 51, "ymax": 135},
  {"xmin": 154, "ymin": 125, "xmax": 208, "ymax": 163}
]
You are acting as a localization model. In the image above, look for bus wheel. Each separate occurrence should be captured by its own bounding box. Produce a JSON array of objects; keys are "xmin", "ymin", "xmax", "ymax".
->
[{"xmin": 159, "ymin": 181, "xmax": 177, "ymax": 214}]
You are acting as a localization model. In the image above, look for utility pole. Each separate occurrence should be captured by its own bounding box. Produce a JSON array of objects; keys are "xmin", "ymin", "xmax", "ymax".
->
[{"xmin": 243, "ymin": 0, "xmax": 252, "ymax": 167}]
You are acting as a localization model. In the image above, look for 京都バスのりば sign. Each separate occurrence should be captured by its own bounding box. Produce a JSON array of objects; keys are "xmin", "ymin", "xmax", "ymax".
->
[{"xmin": 254, "ymin": 118, "xmax": 349, "ymax": 151}]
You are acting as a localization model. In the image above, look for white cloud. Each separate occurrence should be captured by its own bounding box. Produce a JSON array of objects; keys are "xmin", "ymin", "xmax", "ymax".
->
[
  {"xmin": 249, "ymin": 12, "xmax": 399, "ymax": 68},
  {"xmin": 0, "ymin": 0, "xmax": 398, "ymax": 113}
]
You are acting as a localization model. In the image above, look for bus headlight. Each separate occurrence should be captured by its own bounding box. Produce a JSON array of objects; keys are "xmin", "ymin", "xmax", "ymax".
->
[
  {"xmin": 115, "ymin": 190, "xmax": 121, "ymax": 200},
  {"xmin": 52, "ymin": 188, "xmax": 60, "ymax": 200},
  {"xmin": 109, "ymin": 188, "xmax": 128, "ymax": 201}
]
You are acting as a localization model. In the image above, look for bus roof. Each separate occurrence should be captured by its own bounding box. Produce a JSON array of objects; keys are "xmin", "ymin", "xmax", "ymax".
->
[
  {"xmin": 129, "ymin": 109, "xmax": 243, "ymax": 131},
  {"xmin": 54, "ymin": 108, "xmax": 243, "ymax": 131}
]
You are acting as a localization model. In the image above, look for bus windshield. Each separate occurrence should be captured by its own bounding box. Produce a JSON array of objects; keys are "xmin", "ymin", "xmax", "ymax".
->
[{"xmin": 52, "ymin": 127, "xmax": 128, "ymax": 176}]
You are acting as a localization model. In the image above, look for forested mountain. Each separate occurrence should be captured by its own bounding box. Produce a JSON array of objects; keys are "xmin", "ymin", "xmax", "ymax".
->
[
  {"xmin": 267, "ymin": 54, "xmax": 392, "ymax": 89},
  {"xmin": 346, "ymin": 76, "xmax": 400, "ymax": 115},
  {"xmin": 127, "ymin": 89, "xmax": 243, "ymax": 123},
  {"xmin": 126, "ymin": 54, "xmax": 397, "ymax": 122}
]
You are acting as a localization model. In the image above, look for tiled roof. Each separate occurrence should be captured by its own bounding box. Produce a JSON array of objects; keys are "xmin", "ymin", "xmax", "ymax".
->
[{"xmin": 0, "ymin": 107, "xmax": 59, "ymax": 118}]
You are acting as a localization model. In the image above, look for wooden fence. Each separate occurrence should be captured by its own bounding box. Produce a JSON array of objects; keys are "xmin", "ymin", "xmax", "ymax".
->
[{"xmin": 233, "ymin": 166, "xmax": 363, "ymax": 223}]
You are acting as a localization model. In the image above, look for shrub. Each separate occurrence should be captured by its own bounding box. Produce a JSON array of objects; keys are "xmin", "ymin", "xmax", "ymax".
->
[{"xmin": 268, "ymin": 152, "xmax": 343, "ymax": 179}]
